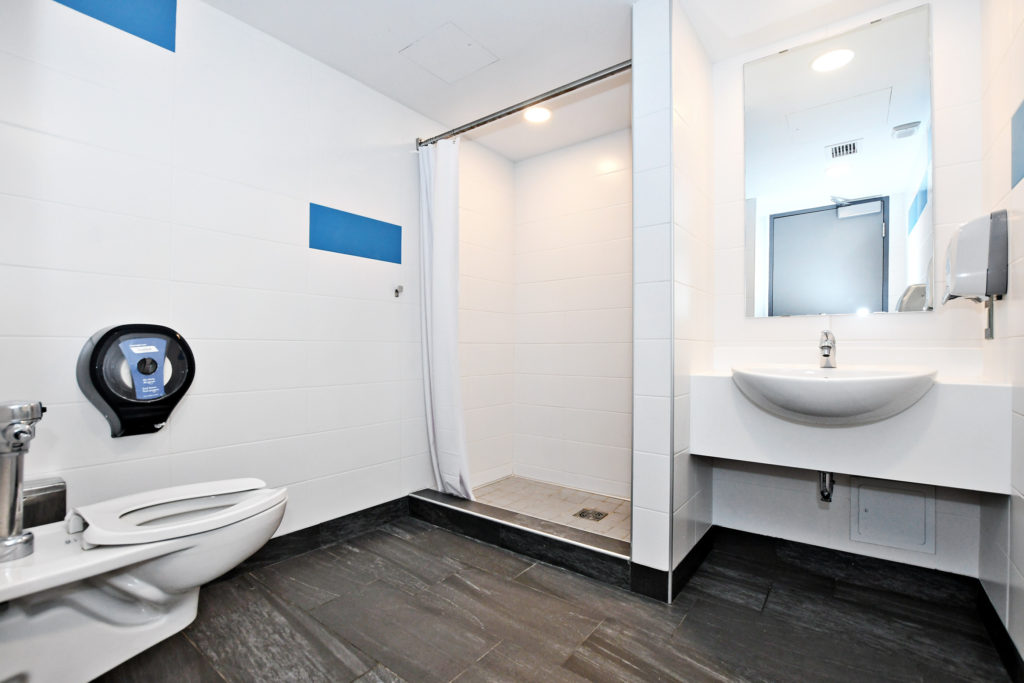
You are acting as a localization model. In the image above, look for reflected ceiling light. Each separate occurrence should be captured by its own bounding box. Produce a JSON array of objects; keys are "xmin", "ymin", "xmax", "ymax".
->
[
  {"xmin": 811, "ymin": 48, "xmax": 854, "ymax": 72},
  {"xmin": 856, "ymin": 307, "xmax": 870, "ymax": 317},
  {"xmin": 523, "ymin": 106, "xmax": 551, "ymax": 123},
  {"xmin": 597, "ymin": 159, "xmax": 621, "ymax": 174}
]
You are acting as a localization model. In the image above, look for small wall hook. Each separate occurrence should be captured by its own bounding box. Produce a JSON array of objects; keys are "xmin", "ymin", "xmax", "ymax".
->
[{"xmin": 394, "ymin": 285, "xmax": 404, "ymax": 298}]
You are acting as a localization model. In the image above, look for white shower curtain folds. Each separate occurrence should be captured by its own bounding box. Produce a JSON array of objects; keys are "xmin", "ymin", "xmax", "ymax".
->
[{"xmin": 418, "ymin": 138, "xmax": 474, "ymax": 500}]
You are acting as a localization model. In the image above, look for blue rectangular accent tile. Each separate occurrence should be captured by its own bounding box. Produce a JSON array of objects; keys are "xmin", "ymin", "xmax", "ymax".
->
[
  {"xmin": 54, "ymin": 0, "xmax": 176, "ymax": 51},
  {"xmin": 907, "ymin": 174, "xmax": 928, "ymax": 234},
  {"xmin": 1013, "ymin": 99, "xmax": 1024, "ymax": 190},
  {"xmin": 309, "ymin": 203, "xmax": 402, "ymax": 264}
]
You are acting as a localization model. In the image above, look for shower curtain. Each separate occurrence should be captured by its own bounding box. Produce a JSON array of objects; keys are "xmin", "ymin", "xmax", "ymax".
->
[{"xmin": 418, "ymin": 138, "xmax": 474, "ymax": 499}]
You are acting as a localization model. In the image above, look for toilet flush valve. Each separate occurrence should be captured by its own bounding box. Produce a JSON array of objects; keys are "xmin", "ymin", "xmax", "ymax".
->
[{"xmin": 0, "ymin": 400, "xmax": 46, "ymax": 563}]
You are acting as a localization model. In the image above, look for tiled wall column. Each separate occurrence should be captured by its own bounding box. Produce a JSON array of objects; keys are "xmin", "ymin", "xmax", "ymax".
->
[
  {"xmin": 631, "ymin": 0, "xmax": 675, "ymax": 571},
  {"xmin": 978, "ymin": 0, "xmax": 1024, "ymax": 647},
  {"xmin": 670, "ymin": 0, "xmax": 714, "ymax": 572}
]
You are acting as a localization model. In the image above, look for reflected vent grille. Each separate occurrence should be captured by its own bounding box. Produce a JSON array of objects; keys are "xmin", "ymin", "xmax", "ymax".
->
[{"xmin": 829, "ymin": 140, "xmax": 859, "ymax": 158}]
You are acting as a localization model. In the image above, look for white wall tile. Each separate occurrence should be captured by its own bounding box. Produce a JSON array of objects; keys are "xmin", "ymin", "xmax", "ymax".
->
[
  {"xmin": 0, "ymin": 50, "xmax": 173, "ymax": 161},
  {"xmin": 0, "ymin": 0, "xmax": 437, "ymax": 533},
  {"xmin": 633, "ymin": 165, "xmax": 672, "ymax": 228},
  {"xmin": 631, "ymin": 506, "xmax": 671, "ymax": 570},
  {"xmin": 633, "ymin": 451, "xmax": 671, "ymax": 512},
  {"xmin": 172, "ymin": 170, "xmax": 307, "ymax": 245},
  {"xmin": 636, "ymin": 340, "xmax": 672, "ymax": 397},
  {"xmin": 635, "ymin": 223, "xmax": 673, "ymax": 283},
  {"xmin": 634, "ymin": 395, "xmax": 671, "ymax": 456},
  {"xmin": 460, "ymin": 132, "xmax": 634, "ymax": 495},
  {"xmin": 635, "ymin": 282, "xmax": 672, "ymax": 339},
  {"xmin": 0, "ymin": 123, "xmax": 172, "ymax": 220},
  {"xmin": 0, "ymin": 195, "xmax": 172, "ymax": 279}
]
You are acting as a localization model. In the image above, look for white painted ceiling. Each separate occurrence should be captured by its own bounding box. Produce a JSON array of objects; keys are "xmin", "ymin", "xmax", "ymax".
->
[
  {"xmin": 202, "ymin": 0, "xmax": 633, "ymax": 160},
  {"xmin": 678, "ymin": 0, "xmax": 906, "ymax": 62},
  {"xmin": 203, "ymin": 0, "xmax": 915, "ymax": 161}
]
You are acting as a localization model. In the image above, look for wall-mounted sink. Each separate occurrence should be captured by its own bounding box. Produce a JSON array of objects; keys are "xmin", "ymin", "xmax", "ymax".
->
[{"xmin": 731, "ymin": 365, "xmax": 937, "ymax": 426}]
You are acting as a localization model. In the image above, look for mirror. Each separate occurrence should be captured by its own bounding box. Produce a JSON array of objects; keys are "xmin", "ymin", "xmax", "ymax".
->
[{"xmin": 743, "ymin": 6, "xmax": 933, "ymax": 317}]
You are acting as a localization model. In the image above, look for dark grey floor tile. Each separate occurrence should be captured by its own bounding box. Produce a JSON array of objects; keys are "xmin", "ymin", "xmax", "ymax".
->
[
  {"xmin": 453, "ymin": 640, "xmax": 589, "ymax": 683},
  {"xmin": 514, "ymin": 561, "xmax": 688, "ymax": 639},
  {"xmin": 94, "ymin": 633, "xmax": 222, "ymax": 683},
  {"xmin": 186, "ymin": 574, "xmax": 373, "ymax": 682},
  {"xmin": 712, "ymin": 528, "xmax": 780, "ymax": 565},
  {"xmin": 776, "ymin": 540, "xmax": 978, "ymax": 608},
  {"xmin": 225, "ymin": 526, "xmax": 322, "ymax": 579},
  {"xmin": 250, "ymin": 547, "xmax": 366, "ymax": 611},
  {"xmin": 427, "ymin": 567, "xmax": 601, "ymax": 662},
  {"xmin": 674, "ymin": 597, "xmax": 926, "ymax": 683},
  {"xmin": 695, "ymin": 541, "xmax": 836, "ymax": 602},
  {"xmin": 252, "ymin": 540, "xmax": 430, "ymax": 610},
  {"xmin": 98, "ymin": 518, "xmax": 1014, "ymax": 683},
  {"xmin": 346, "ymin": 527, "xmax": 466, "ymax": 585},
  {"xmin": 319, "ymin": 498, "xmax": 408, "ymax": 546},
  {"xmin": 834, "ymin": 580, "xmax": 990, "ymax": 640},
  {"xmin": 682, "ymin": 564, "xmax": 771, "ymax": 612},
  {"xmin": 564, "ymin": 618, "xmax": 739, "ymax": 683},
  {"xmin": 310, "ymin": 578, "xmax": 499, "ymax": 683},
  {"xmin": 354, "ymin": 663, "xmax": 406, "ymax": 683},
  {"xmin": 762, "ymin": 583, "xmax": 1007, "ymax": 681},
  {"xmin": 383, "ymin": 517, "xmax": 535, "ymax": 579}
]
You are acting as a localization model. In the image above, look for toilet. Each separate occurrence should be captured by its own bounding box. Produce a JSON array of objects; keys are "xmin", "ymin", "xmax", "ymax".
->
[{"xmin": 0, "ymin": 478, "xmax": 287, "ymax": 683}]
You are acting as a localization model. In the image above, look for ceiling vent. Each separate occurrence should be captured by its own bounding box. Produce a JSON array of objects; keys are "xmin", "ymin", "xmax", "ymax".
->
[{"xmin": 827, "ymin": 139, "xmax": 860, "ymax": 159}]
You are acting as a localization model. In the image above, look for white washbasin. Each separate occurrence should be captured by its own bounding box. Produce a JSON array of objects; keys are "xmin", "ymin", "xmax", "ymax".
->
[{"xmin": 731, "ymin": 365, "xmax": 937, "ymax": 426}]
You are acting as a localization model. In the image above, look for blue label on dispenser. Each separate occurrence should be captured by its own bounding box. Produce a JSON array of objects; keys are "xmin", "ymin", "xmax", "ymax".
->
[{"xmin": 118, "ymin": 337, "xmax": 167, "ymax": 401}]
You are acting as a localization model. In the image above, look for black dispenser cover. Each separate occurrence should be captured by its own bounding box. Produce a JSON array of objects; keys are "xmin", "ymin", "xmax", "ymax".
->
[{"xmin": 77, "ymin": 324, "xmax": 196, "ymax": 437}]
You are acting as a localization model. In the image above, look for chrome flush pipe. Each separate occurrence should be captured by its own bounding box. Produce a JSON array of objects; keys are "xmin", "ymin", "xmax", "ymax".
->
[
  {"xmin": 0, "ymin": 400, "xmax": 46, "ymax": 563},
  {"xmin": 819, "ymin": 330, "xmax": 837, "ymax": 368}
]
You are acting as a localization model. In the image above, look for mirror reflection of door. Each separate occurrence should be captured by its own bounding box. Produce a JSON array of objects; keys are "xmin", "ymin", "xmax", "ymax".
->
[{"xmin": 769, "ymin": 198, "xmax": 888, "ymax": 316}]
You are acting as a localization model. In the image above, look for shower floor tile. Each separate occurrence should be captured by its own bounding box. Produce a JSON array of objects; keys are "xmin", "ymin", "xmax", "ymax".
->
[{"xmin": 473, "ymin": 476, "xmax": 631, "ymax": 542}]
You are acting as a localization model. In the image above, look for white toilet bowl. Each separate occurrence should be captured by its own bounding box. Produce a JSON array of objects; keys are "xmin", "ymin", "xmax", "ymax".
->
[{"xmin": 0, "ymin": 478, "xmax": 286, "ymax": 683}]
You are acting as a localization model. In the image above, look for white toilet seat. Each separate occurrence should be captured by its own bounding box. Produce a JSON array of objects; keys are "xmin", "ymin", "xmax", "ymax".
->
[{"xmin": 65, "ymin": 478, "xmax": 287, "ymax": 549}]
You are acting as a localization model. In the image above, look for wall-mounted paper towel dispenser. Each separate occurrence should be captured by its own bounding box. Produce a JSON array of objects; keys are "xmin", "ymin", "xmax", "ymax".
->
[
  {"xmin": 943, "ymin": 210, "xmax": 1008, "ymax": 303},
  {"xmin": 943, "ymin": 210, "xmax": 1009, "ymax": 339}
]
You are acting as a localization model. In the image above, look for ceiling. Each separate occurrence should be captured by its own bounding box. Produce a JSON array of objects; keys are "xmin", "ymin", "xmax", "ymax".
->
[
  {"xmin": 203, "ymin": 0, "xmax": 914, "ymax": 161},
  {"xmin": 678, "ymin": 0, "xmax": 906, "ymax": 62},
  {"xmin": 202, "ymin": 0, "xmax": 633, "ymax": 160}
]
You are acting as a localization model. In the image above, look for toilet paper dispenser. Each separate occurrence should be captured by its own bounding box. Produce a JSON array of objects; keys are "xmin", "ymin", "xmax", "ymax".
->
[
  {"xmin": 77, "ymin": 324, "xmax": 196, "ymax": 437},
  {"xmin": 943, "ymin": 210, "xmax": 1009, "ymax": 339}
]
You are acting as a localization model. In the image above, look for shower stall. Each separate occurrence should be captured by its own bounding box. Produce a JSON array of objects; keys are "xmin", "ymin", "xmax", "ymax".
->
[{"xmin": 422, "ymin": 67, "xmax": 633, "ymax": 544}]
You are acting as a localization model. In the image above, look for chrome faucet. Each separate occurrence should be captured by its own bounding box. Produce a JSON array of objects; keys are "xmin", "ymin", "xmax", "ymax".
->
[
  {"xmin": 0, "ymin": 401, "xmax": 45, "ymax": 563},
  {"xmin": 819, "ymin": 330, "xmax": 837, "ymax": 368}
]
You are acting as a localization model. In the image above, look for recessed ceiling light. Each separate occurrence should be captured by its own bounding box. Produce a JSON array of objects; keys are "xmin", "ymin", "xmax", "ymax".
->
[
  {"xmin": 523, "ymin": 106, "xmax": 551, "ymax": 123},
  {"xmin": 811, "ymin": 49, "xmax": 854, "ymax": 73}
]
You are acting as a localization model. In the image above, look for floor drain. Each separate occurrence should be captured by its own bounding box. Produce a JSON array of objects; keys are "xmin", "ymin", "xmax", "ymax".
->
[{"xmin": 574, "ymin": 508, "xmax": 608, "ymax": 521}]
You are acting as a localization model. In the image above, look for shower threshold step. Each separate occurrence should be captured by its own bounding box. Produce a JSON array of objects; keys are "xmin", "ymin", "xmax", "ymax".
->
[{"xmin": 409, "ymin": 488, "xmax": 632, "ymax": 589}]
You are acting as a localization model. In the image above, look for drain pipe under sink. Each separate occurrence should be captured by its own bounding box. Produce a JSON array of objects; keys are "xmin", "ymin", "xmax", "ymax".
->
[{"xmin": 818, "ymin": 472, "xmax": 835, "ymax": 502}]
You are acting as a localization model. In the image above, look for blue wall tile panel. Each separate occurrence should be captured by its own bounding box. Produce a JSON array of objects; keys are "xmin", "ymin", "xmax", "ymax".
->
[
  {"xmin": 55, "ymin": 0, "xmax": 176, "ymax": 51},
  {"xmin": 907, "ymin": 174, "xmax": 929, "ymax": 234},
  {"xmin": 1013, "ymin": 99, "xmax": 1024, "ymax": 190},
  {"xmin": 309, "ymin": 203, "xmax": 402, "ymax": 264}
]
